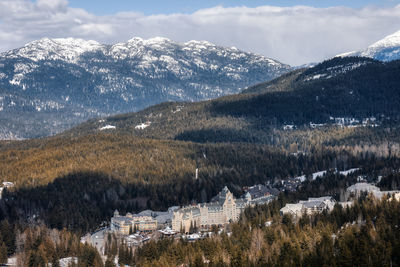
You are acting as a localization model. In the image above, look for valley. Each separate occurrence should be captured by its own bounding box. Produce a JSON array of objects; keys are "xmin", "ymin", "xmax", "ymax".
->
[{"xmin": 0, "ymin": 20, "xmax": 399, "ymax": 267}]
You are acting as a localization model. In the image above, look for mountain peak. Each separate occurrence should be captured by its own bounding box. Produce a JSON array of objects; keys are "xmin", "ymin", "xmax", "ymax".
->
[
  {"xmin": 23, "ymin": 37, "xmax": 102, "ymax": 51},
  {"xmin": 0, "ymin": 35, "xmax": 291, "ymax": 139},
  {"xmin": 337, "ymin": 29, "xmax": 400, "ymax": 62},
  {"xmin": 185, "ymin": 40, "xmax": 215, "ymax": 46},
  {"xmin": 369, "ymin": 30, "xmax": 400, "ymax": 49},
  {"xmin": 127, "ymin": 36, "xmax": 173, "ymax": 45},
  {"xmin": 6, "ymin": 37, "xmax": 104, "ymax": 63}
]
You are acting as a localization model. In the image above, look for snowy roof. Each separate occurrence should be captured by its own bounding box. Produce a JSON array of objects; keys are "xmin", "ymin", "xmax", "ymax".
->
[
  {"xmin": 210, "ymin": 186, "xmax": 233, "ymax": 204},
  {"xmin": 159, "ymin": 227, "xmax": 177, "ymax": 235},
  {"xmin": 155, "ymin": 213, "xmax": 173, "ymax": 224},
  {"xmin": 280, "ymin": 203, "xmax": 303, "ymax": 214},
  {"xmin": 245, "ymin": 184, "xmax": 279, "ymax": 199},
  {"xmin": 249, "ymin": 195, "xmax": 276, "ymax": 205},
  {"xmin": 168, "ymin": 206, "xmax": 180, "ymax": 212},
  {"xmin": 306, "ymin": 196, "xmax": 334, "ymax": 202},
  {"xmin": 236, "ymin": 199, "xmax": 248, "ymax": 207},
  {"xmin": 206, "ymin": 203, "xmax": 223, "ymax": 211},
  {"xmin": 302, "ymin": 201, "xmax": 326, "ymax": 208},
  {"xmin": 138, "ymin": 210, "xmax": 153, "ymax": 216}
]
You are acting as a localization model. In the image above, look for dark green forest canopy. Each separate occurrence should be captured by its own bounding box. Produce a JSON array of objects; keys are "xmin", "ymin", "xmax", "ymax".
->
[
  {"xmin": 133, "ymin": 176, "xmax": 400, "ymax": 266},
  {"xmin": 59, "ymin": 57, "xmax": 400, "ymax": 146}
]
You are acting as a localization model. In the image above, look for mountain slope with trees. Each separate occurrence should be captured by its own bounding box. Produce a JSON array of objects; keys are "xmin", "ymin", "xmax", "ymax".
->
[
  {"xmin": 63, "ymin": 57, "xmax": 400, "ymax": 145},
  {"xmin": 0, "ymin": 37, "xmax": 290, "ymax": 139}
]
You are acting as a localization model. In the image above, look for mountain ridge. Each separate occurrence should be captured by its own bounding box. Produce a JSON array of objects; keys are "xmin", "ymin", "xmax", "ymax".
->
[
  {"xmin": 62, "ymin": 56, "xmax": 400, "ymax": 144},
  {"xmin": 337, "ymin": 29, "xmax": 400, "ymax": 61},
  {"xmin": 0, "ymin": 36, "xmax": 291, "ymax": 139}
]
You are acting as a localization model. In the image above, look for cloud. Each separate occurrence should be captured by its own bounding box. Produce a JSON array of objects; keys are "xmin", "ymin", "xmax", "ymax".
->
[
  {"xmin": 36, "ymin": 0, "xmax": 68, "ymax": 11},
  {"xmin": 1, "ymin": 1, "xmax": 400, "ymax": 65}
]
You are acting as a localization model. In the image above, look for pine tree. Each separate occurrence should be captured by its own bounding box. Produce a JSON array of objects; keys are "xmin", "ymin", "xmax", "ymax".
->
[
  {"xmin": 0, "ymin": 242, "xmax": 7, "ymax": 264},
  {"xmin": 105, "ymin": 257, "xmax": 116, "ymax": 267},
  {"xmin": 129, "ymin": 225, "xmax": 133, "ymax": 235}
]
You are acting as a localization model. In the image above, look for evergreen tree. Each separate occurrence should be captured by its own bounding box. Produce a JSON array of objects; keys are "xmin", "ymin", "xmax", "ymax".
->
[
  {"xmin": 105, "ymin": 257, "xmax": 116, "ymax": 267},
  {"xmin": 0, "ymin": 242, "xmax": 7, "ymax": 265}
]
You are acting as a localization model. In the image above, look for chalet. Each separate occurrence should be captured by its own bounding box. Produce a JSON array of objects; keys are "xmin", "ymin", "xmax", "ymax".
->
[{"xmin": 280, "ymin": 196, "xmax": 335, "ymax": 218}]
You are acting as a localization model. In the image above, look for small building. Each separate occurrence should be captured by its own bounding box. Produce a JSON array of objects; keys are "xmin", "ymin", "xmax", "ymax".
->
[
  {"xmin": 110, "ymin": 210, "xmax": 157, "ymax": 235},
  {"xmin": 159, "ymin": 226, "xmax": 178, "ymax": 236},
  {"xmin": 280, "ymin": 196, "xmax": 335, "ymax": 218},
  {"xmin": 243, "ymin": 184, "xmax": 279, "ymax": 205},
  {"xmin": 346, "ymin": 183, "xmax": 380, "ymax": 198},
  {"xmin": 280, "ymin": 203, "xmax": 304, "ymax": 217},
  {"xmin": 281, "ymin": 178, "xmax": 302, "ymax": 192},
  {"xmin": 346, "ymin": 183, "xmax": 400, "ymax": 200},
  {"xmin": 299, "ymin": 196, "xmax": 335, "ymax": 214}
]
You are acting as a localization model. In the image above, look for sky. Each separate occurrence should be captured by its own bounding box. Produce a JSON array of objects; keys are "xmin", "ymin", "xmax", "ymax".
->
[
  {"xmin": 0, "ymin": 0, "xmax": 400, "ymax": 65},
  {"xmin": 67, "ymin": 0, "xmax": 399, "ymax": 15}
]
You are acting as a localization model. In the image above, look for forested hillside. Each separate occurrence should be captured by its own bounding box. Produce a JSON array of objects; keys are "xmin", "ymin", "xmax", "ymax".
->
[
  {"xmin": 118, "ymin": 171, "xmax": 400, "ymax": 266},
  {"xmin": 2, "ymin": 55, "xmax": 400, "ymax": 232},
  {"xmin": 1, "ymin": 133, "xmax": 400, "ymax": 232},
  {"xmin": 63, "ymin": 57, "xmax": 400, "ymax": 146},
  {"xmin": 133, "ymin": 195, "xmax": 400, "ymax": 266},
  {"xmin": 0, "ymin": 55, "xmax": 400, "ymax": 266},
  {"xmin": 0, "ymin": 37, "xmax": 290, "ymax": 139}
]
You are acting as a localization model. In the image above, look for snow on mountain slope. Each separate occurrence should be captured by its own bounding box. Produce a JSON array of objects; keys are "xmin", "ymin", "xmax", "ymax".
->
[
  {"xmin": 0, "ymin": 36, "xmax": 291, "ymax": 139},
  {"xmin": 302, "ymin": 59, "xmax": 373, "ymax": 82},
  {"xmin": 337, "ymin": 30, "xmax": 400, "ymax": 62},
  {"xmin": 3, "ymin": 37, "xmax": 105, "ymax": 63}
]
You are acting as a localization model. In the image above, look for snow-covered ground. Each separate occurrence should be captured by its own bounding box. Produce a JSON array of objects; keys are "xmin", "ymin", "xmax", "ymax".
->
[
  {"xmin": 303, "ymin": 61, "xmax": 370, "ymax": 81},
  {"xmin": 312, "ymin": 171, "xmax": 327, "ymax": 180},
  {"xmin": 135, "ymin": 122, "xmax": 151, "ymax": 130},
  {"xmin": 339, "ymin": 168, "xmax": 360, "ymax": 176},
  {"xmin": 293, "ymin": 168, "xmax": 360, "ymax": 182},
  {"xmin": 7, "ymin": 256, "xmax": 17, "ymax": 266},
  {"xmin": 99, "ymin": 125, "xmax": 116, "ymax": 131},
  {"xmin": 59, "ymin": 257, "xmax": 78, "ymax": 267}
]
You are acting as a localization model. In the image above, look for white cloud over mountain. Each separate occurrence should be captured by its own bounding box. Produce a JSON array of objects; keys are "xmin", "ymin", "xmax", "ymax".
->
[{"xmin": 1, "ymin": 0, "xmax": 400, "ymax": 65}]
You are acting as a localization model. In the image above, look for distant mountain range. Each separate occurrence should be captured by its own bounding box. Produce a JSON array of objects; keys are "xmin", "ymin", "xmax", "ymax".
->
[
  {"xmin": 0, "ymin": 37, "xmax": 290, "ymax": 139},
  {"xmin": 338, "ymin": 30, "xmax": 400, "ymax": 61}
]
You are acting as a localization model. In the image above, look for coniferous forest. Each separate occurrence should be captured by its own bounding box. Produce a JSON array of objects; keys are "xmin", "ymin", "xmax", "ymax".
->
[
  {"xmin": 133, "ymin": 195, "xmax": 400, "ymax": 266},
  {"xmin": 0, "ymin": 57, "xmax": 400, "ymax": 266}
]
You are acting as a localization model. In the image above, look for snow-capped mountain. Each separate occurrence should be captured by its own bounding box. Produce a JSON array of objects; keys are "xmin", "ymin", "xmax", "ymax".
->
[
  {"xmin": 338, "ymin": 30, "xmax": 400, "ymax": 61},
  {"xmin": 4, "ymin": 37, "xmax": 105, "ymax": 63},
  {"xmin": 0, "ymin": 37, "xmax": 291, "ymax": 139}
]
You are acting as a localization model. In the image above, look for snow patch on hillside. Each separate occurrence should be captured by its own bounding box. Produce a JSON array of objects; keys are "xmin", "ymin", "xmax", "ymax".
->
[
  {"xmin": 312, "ymin": 171, "xmax": 327, "ymax": 180},
  {"xmin": 304, "ymin": 61, "xmax": 370, "ymax": 81},
  {"xmin": 99, "ymin": 125, "xmax": 116, "ymax": 130},
  {"xmin": 135, "ymin": 122, "xmax": 151, "ymax": 130},
  {"xmin": 339, "ymin": 168, "xmax": 360, "ymax": 176}
]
